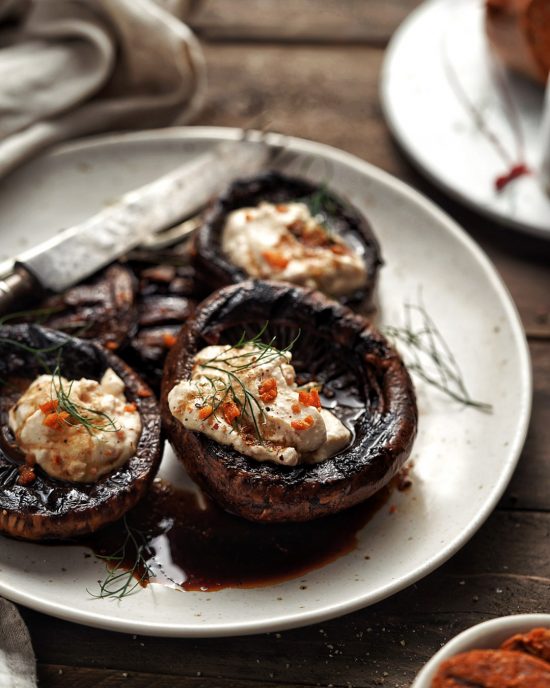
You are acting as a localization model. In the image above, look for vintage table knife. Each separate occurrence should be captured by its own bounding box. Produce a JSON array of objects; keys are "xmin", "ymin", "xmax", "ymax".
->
[{"xmin": 0, "ymin": 139, "xmax": 278, "ymax": 316}]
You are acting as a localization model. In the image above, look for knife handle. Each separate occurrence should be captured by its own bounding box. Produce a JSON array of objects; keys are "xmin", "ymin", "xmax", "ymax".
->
[{"xmin": 0, "ymin": 265, "xmax": 42, "ymax": 318}]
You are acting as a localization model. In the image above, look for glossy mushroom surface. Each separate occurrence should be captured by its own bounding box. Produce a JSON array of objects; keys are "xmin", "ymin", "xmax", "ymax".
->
[
  {"xmin": 193, "ymin": 171, "xmax": 382, "ymax": 310},
  {"xmin": 0, "ymin": 325, "xmax": 162, "ymax": 540},
  {"xmin": 161, "ymin": 281, "xmax": 417, "ymax": 522},
  {"xmin": 37, "ymin": 263, "xmax": 137, "ymax": 349}
]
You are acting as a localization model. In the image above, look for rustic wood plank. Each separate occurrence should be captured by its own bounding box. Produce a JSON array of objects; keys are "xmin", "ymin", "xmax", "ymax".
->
[
  {"xmin": 188, "ymin": 0, "xmax": 422, "ymax": 44},
  {"xmin": 38, "ymin": 665, "xmax": 301, "ymax": 688},
  {"xmin": 503, "ymin": 341, "xmax": 550, "ymax": 511},
  {"xmin": 20, "ymin": 510, "xmax": 550, "ymax": 688},
  {"xmin": 10, "ymin": 7, "xmax": 550, "ymax": 688},
  {"xmin": 196, "ymin": 42, "xmax": 550, "ymax": 337}
]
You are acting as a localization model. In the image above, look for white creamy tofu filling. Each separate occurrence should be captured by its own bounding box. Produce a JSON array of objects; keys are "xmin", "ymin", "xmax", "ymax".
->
[
  {"xmin": 221, "ymin": 201, "xmax": 368, "ymax": 297},
  {"xmin": 8, "ymin": 369, "xmax": 142, "ymax": 483},
  {"xmin": 168, "ymin": 343, "xmax": 351, "ymax": 467}
]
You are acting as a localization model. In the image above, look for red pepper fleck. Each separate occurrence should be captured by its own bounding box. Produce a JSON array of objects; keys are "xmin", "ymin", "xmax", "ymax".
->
[
  {"xmin": 39, "ymin": 399, "xmax": 58, "ymax": 414},
  {"xmin": 222, "ymin": 401, "xmax": 241, "ymax": 425},
  {"xmin": 198, "ymin": 405, "xmax": 213, "ymax": 420},
  {"xmin": 298, "ymin": 388, "xmax": 321, "ymax": 409},
  {"xmin": 291, "ymin": 415, "xmax": 315, "ymax": 431},
  {"xmin": 261, "ymin": 250, "xmax": 289, "ymax": 271},
  {"xmin": 105, "ymin": 340, "xmax": 119, "ymax": 351},
  {"xmin": 258, "ymin": 377, "xmax": 278, "ymax": 403},
  {"xmin": 43, "ymin": 411, "xmax": 70, "ymax": 429},
  {"xmin": 495, "ymin": 163, "xmax": 530, "ymax": 192},
  {"xmin": 330, "ymin": 244, "xmax": 348, "ymax": 255},
  {"xmin": 163, "ymin": 333, "xmax": 177, "ymax": 348}
]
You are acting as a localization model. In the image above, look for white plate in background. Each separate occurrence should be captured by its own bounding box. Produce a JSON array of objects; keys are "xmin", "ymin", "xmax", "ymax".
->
[
  {"xmin": 381, "ymin": 0, "xmax": 550, "ymax": 238},
  {"xmin": 0, "ymin": 127, "xmax": 531, "ymax": 636}
]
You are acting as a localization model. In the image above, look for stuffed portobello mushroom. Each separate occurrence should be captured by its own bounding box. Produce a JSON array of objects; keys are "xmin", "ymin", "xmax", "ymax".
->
[
  {"xmin": 0, "ymin": 325, "xmax": 162, "ymax": 541},
  {"xmin": 161, "ymin": 281, "xmax": 417, "ymax": 523},
  {"xmin": 193, "ymin": 171, "xmax": 382, "ymax": 310}
]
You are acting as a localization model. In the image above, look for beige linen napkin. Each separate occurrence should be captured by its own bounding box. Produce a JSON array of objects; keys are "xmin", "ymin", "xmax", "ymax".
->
[
  {"xmin": 0, "ymin": 599, "xmax": 36, "ymax": 688},
  {"xmin": 0, "ymin": 0, "xmax": 206, "ymax": 179}
]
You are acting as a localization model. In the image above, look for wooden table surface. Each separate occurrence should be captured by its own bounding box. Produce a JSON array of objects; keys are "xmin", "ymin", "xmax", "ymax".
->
[{"xmin": 16, "ymin": 2, "xmax": 550, "ymax": 686}]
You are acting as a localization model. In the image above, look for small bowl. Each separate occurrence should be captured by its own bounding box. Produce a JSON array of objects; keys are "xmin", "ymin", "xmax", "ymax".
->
[{"xmin": 412, "ymin": 614, "xmax": 550, "ymax": 687}]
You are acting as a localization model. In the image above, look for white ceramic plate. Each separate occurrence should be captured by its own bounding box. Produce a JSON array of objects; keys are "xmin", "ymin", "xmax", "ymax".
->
[
  {"xmin": 0, "ymin": 127, "xmax": 531, "ymax": 637},
  {"xmin": 381, "ymin": 0, "xmax": 550, "ymax": 239},
  {"xmin": 412, "ymin": 614, "xmax": 550, "ymax": 686}
]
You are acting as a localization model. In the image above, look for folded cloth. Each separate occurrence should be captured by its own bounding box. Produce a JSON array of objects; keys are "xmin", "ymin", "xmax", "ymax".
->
[
  {"xmin": 0, "ymin": 598, "xmax": 36, "ymax": 688},
  {"xmin": 0, "ymin": 0, "xmax": 206, "ymax": 179}
]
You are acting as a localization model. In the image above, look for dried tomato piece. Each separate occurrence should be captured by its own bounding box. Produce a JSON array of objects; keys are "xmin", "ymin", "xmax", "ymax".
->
[
  {"xmin": 501, "ymin": 627, "xmax": 550, "ymax": 663},
  {"xmin": 432, "ymin": 649, "xmax": 550, "ymax": 688}
]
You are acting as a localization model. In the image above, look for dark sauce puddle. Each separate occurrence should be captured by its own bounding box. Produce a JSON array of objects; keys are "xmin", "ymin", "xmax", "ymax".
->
[
  {"xmin": 3, "ymin": 372, "xmax": 410, "ymax": 592},
  {"xmin": 81, "ymin": 477, "xmax": 403, "ymax": 592}
]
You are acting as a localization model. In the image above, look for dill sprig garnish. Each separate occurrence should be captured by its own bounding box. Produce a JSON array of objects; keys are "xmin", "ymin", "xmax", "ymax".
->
[
  {"xmin": 50, "ymin": 364, "xmax": 120, "ymax": 435},
  {"xmin": 0, "ymin": 306, "xmax": 63, "ymax": 327},
  {"xmin": 0, "ymin": 339, "xmax": 64, "ymax": 381},
  {"xmin": 295, "ymin": 184, "xmax": 340, "ymax": 237},
  {"xmin": 196, "ymin": 324, "xmax": 301, "ymax": 441},
  {"xmin": 0, "ymin": 306, "xmax": 120, "ymax": 430},
  {"xmin": 88, "ymin": 516, "xmax": 153, "ymax": 600},
  {"xmin": 0, "ymin": 316, "xmax": 67, "ymax": 389},
  {"xmin": 384, "ymin": 298, "xmax": 492, "ymax": 413},
  {"xmin": 0, "ymin": 308, "xmax": 67, "ymax": 368}
]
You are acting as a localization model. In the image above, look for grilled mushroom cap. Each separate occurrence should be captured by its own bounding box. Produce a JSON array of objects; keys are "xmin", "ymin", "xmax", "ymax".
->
[
  {"xmin": 0, "ymin": 325, "xmax": 162, "ymax": 541},
  {"xmin": 161, "ymin": 281, "xmax": 417, "ymax": 523},
  {"xmin": 193, "ymin": 171, "xmax": 382, "ymax": 310},
  {"xmin": 37, "ymin": 263, "xmax": 138, "ymax": 349}
]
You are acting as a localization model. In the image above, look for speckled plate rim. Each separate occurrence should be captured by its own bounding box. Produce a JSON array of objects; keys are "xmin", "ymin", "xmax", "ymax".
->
[
  {"xmin": 0, "ymin": 127, "xmax": 532, "ymax": 637},
  {"xmin": 412, "ymin": 614, "xmax": 550, "ymax": 686}
]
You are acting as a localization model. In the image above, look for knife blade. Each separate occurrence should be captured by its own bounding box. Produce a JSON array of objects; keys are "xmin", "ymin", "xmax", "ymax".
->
[{"xmin": 0, "ymin": 139, "xmax": 278, "ymax": 316}]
